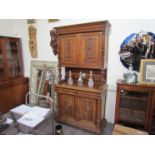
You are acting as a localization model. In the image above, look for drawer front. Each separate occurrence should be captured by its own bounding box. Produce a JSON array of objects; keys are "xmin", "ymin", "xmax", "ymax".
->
[
  {"xmin": 77, "ymin": 91, "xmax": 100, "ymax": 99},
  {"xmin": 56, "ymin": 87, "xmax": 76, "ymax": 96}
]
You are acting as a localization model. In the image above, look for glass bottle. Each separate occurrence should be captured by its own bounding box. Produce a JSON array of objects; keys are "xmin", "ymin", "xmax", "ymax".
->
[
  {"xmin": 123, "ymin": 63, "xmax": 138, "ymax": 84},
  {"xmin": 88, "ymin": 70, "xmax": 94, "ymax": 88},
  {"xmin": 67, "ymin": 70, "xmax": 73, "ymax": 85},
  {"xmin": 78, "ymin": 71, "xmax": 83, "ymax": 86}
]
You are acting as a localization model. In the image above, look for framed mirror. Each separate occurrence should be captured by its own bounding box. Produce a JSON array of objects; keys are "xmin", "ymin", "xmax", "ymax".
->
[
  {"xmin": 119, "ymin": 32, "xmax": 155, "ymax": 72},
  {"xmin": 30, "ymin": 60, "xmax": 58, "ymax": 105}
]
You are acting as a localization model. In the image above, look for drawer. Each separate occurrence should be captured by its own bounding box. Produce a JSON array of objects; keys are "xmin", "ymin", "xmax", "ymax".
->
[
  {"xmin": 56, "ymin": 87, "xmax": 76, "ymax": 95},
  {"xmin": 77, "ymin": 91, "xmax": 100, "ymax": 99}
]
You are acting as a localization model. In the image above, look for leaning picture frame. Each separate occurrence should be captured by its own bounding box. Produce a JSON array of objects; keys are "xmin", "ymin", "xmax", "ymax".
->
[
  {"xmin": 30, "ymin": 60, "xmax": 58, "ymax": 105},
  {"xmin": 140, "ymin": 59, "xmax": 155, "ymax": 85}
]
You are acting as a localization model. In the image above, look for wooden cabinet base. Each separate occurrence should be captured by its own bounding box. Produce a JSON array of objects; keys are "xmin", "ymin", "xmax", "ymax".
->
[
  {"xmin": 56, "ymin": 84, "xmax": 106, "ymax": 134},
  {"xmin": 0, "ymin": 77, "xmax": 29, "ymax": 113}
]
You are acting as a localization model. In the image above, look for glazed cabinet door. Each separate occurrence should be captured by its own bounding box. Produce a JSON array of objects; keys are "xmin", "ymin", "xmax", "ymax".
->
[
  {"xmin": 76, "ymin": 95, "xmax": 98, "ymax": 129},
  {"xmin": 149, "ymin": 92, "xmax": 155, "ymax": 134},
  {"xmin": 5, "ymin": 38, "xmax": 23, "ymax": 78},
  {"xmin": 0, "ymin": 39, "xmax": 5, "ymax": 80},
  {"xmin": 59, "ymin": 34, "xmax": 78, "ymax": 67},
  {"xmin": 58, "ymin": 93, "xmax": 76, "ymax": 123},
  {"xmin": 0, "ymin": 38, "xmax": 23, "ymax": 80},
  {"xmin": 79, "ymin": 32, "xmax": 102, "ymax": 69}
]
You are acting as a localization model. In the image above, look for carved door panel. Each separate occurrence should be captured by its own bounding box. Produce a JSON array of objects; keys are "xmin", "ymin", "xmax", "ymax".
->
[
  {"xmin": 80, "ymin": 32, "xmax": 102, "ymax": 69},
  {"xmin": 76, "ymin": 96, "xmax": 97, "ymax": 128},
  {"xmin": 59, "ymin": 34, "xmax": 77, "ymax": 66},
  {"xmin": 59, "ymin": 93, "xmax": 75, "ymax": 121}
]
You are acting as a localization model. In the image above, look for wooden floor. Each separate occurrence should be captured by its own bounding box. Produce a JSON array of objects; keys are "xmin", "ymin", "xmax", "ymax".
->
[{"xmin": 56, "ymin": 122, "xmax": 114, "ymax": 135}]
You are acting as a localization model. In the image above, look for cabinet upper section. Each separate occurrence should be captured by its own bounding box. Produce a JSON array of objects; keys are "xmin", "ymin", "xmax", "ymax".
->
[
  {"xmin": 0, "ymin": 36, "xmax": 24, "ymax": 81},
  {"xmin": 50, "ymin": 21, "xmax": 111, "ymax": 69}
]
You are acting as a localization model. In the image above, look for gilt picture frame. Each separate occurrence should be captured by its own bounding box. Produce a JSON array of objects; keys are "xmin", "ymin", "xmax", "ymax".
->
[
  {"xmin": 140, "ymin": 59, "xmax": 155, "ymax": 85},
  {"xmin": 48, "ymin": 19, "xmax": 59, "ymax": 22},
  {"xmin": 27, "ymin": 19, "xmax": 36, "ymax": 24}
]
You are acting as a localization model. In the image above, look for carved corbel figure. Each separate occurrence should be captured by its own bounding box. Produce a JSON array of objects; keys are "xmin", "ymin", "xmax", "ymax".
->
[{"xmin": 50, "ymin": 29, "xmax": 58, "ymax": 55}]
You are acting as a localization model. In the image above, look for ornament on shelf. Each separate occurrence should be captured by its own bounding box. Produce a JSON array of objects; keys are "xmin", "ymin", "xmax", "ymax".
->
[
  {"xmin": 67, "ymin": 70, "xmax": 73, "ymax": 85},
  {"xmin": 123, "ymin": 63, "xmax": 138, "ymax": 84},
  {"xmin": 88, "ymin": 70, "xmax": 94, "ymax": 88},
  {"xmin": 78, "ymin": 71, "xmax": 83, "ymax": 86}
]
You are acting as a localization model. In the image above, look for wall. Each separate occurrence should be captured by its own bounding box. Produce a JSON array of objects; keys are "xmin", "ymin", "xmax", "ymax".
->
[{"xmin": 1, "ymin": 19, "xmax": 155, "ymax": 123}]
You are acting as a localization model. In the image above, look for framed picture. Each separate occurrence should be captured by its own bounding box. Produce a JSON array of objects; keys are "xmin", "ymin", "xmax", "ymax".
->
[
  {"xmin": 140, "ymin": 59, "xmax": 155, "ymax": 85},
  {"xmin": 48, "ymin": 19, "xmax": 59, "ymax": 22},
  {"xmin": 27, "ymin": 19, "xmax": 36, "ymax": 24}
]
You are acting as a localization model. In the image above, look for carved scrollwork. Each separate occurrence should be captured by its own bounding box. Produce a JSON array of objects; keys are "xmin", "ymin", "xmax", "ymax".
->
[
  {"xmin": 50, "ymin": 29, "xmax": 58, "ymax": 55},
  {"xmin": 28, "ymin": 25, "xmax": 38, "ymax": 58}
]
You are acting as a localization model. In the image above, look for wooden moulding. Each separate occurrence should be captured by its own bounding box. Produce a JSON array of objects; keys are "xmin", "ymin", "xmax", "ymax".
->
[{"xmin": 54, "ymin": 21, "xmax": 111, "ymax": 35}]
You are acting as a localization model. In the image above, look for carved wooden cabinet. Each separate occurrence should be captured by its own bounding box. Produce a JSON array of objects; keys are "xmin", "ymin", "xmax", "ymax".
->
[
  {"xmin": 115, "ymin": 80, "xmax": 155, "ymax": 134},
  {"xmin": 0, "ymin": 36, "xmax": 29, "ymax": 113},
  {"xmin": 52, "ymin": 21, "xmax": 111, "ymax": 133}
]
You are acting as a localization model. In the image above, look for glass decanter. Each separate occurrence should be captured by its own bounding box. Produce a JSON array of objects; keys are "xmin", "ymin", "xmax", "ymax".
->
[
  {"xmin": 67, "ymin": 70, "xmax": 73, "ymax": 85},
  {"xmin": 88, "ymin": 70, "xmax": 94, "ymax": 88},
  {"xmin": 78, "ymin": 71, "xmax": 83, "ymax": 86}
]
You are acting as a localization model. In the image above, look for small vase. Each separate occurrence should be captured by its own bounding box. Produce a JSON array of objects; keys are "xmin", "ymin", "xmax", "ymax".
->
[{"xmin": 123, "ymin": 63, "xmax": 138, "ymax": 84}]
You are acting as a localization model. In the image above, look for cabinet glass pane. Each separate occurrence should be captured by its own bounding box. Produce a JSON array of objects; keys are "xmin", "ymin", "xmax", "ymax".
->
[
  {"xmin": 118, "ymin": 90, "xmax": 149, "ymax": 129},
  {"xmin": 0, "ymin": 46, "xmax": 4, "ymax": 80},
  {"xmin": 6, "ymin": 40, "xmax": 20, "ymax": 77},
  {"xmin": 150, "ymin": 96, "xmax": 155, "ymax": 134}
]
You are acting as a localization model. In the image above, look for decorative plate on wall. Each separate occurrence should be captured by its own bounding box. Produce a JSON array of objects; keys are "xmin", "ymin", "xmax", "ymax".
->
[{"xmin": 119, "ymin": 31, "xmax": 155, "ymax": 72}]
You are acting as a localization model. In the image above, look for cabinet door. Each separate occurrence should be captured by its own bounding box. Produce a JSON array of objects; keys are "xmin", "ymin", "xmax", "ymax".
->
[
  {"xmin": 80, "ymin": 32, "xmax": 102, "ymax": 69},
  {"xmin": 116, "ymin": 87, "xmax": 149, "ymax": 130},
  {"xmin": 76, "ymin": 96, "xmax": 97, "ymax": 128},
  {"xmin": 59, "ymin": 34, "xmax": 77, "ymax": 66},
  {"xmin": 58, "ymin": 93, "xmax": 75, "ymax": 122},
  {"xmin": 4, "ymin": 38, "xmax": 23, "ymax": 79},
  {"xmin": 149, "ymin": 92, "xmax": 155, "ymax": 134},
  {"xmin": 0, "ymin": 40, "xmax": 5, "ymax": 80}
]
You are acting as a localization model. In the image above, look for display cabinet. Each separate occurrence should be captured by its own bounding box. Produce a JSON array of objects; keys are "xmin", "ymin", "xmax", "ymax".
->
[
  {"xmin": 115, "ymin": 80, "xmax": 155, "ymax": 134},
  {"xmin": 52, "ymin": 21, "xmax": 111, "ymax": 133},
  {"xmin": 0, "ymin": 36, "xmax": 29, "ymax": 113},
  {"xmin": 0, "ymin": 36, "xmax": 24, "ymax": 80}
]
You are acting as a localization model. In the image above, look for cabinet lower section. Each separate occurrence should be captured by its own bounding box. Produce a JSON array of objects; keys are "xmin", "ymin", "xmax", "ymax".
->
[
  {"xmin": 115, "ymin": 80, "xmax": 155, "ymax": 134},
  {"xmin": 0, "ymin": 77, "xmax": 29, "ymax": 113},
  {"xmin": 56, "ymin": 85, "xmax": 106, "ymax": 134}
]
